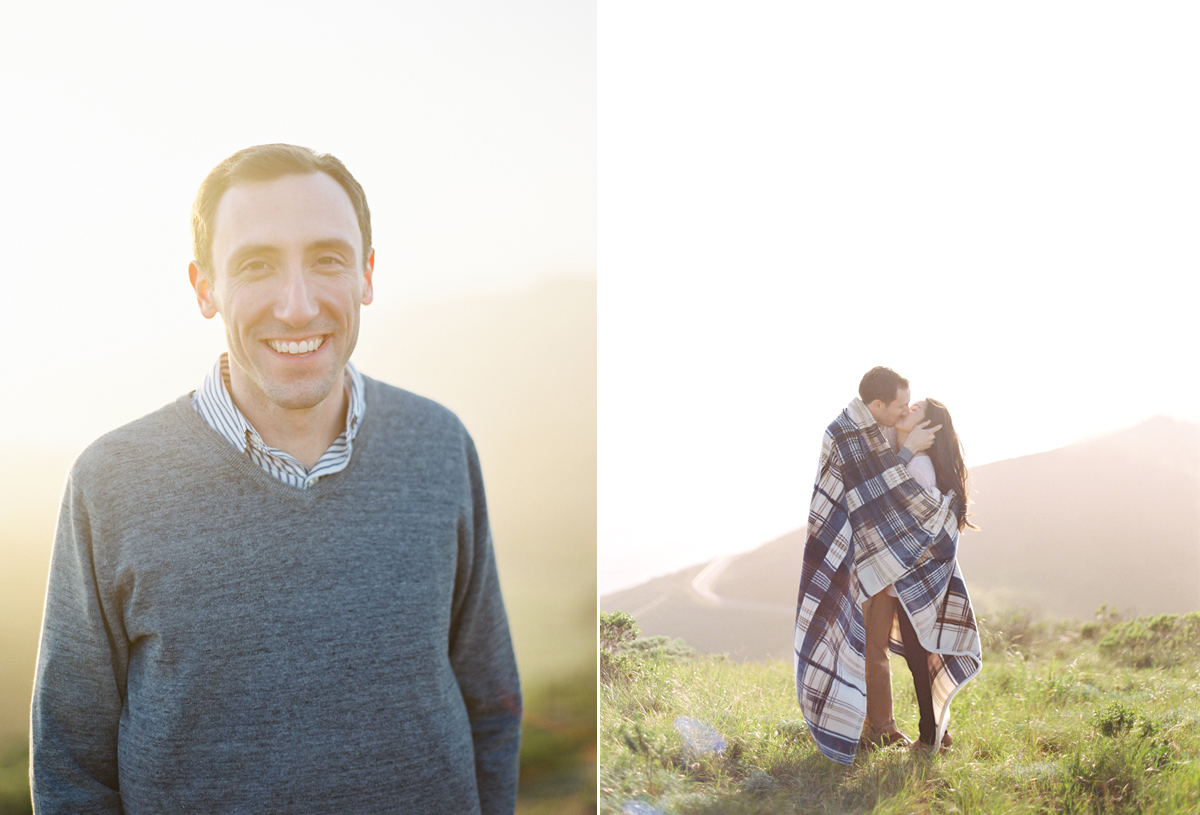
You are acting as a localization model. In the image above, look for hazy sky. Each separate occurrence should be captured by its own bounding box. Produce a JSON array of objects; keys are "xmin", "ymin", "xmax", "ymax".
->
[
  {"xmin": 4, "ymin": 4, "xmax": 1198, "ymax": 600},
  {"xmin": 0, "ymin": 0, "xmax": 594, "ymax": 452},
  {"xmin": 598, "ymin": 5, "xmax": 1200, "ymax": 593}
]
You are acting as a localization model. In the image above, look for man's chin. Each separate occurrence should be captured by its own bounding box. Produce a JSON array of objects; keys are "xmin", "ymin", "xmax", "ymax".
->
[
  {"xmin": 270, "ymin": 385, "xmax": 341, "ymax": 412},
  {"xmin": 252, "ymin": 372, "xmax": 344, "ymax": 413}
]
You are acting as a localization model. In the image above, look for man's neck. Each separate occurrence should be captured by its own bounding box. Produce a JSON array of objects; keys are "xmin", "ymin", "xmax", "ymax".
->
[{"xmin": 227, "ymin": 370, "xmax": 349, "ymax": 470}]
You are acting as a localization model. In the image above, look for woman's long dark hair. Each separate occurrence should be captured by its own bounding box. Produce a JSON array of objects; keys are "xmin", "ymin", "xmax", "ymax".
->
[{"xmin": 924, "ymin": 398, "xmax": 978, "ymax": 531}]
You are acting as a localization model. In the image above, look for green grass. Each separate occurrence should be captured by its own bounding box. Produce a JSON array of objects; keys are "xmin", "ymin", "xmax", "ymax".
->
[
  {"xmin": 518, "ymin": 670, "xmax": 597, "ymax": 814},
  {"xmin": 600, "ymin": 611, "xmax": 1200, "ymax": 814},
  {"xmin": 0, "ymin": 738, "xmax": 30, "ymax": 815}
]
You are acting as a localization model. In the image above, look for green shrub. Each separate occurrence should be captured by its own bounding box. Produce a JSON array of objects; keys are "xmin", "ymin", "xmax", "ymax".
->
[
  {"xmin": 600, "ymin": 611, "xmax": 645, "ymax": 684},
  {"xmin": 1061, "ymin": 702, "xmax": 1178, "ymax": 813},
  {"xmin": 601, "ymin": 649, "xmax": 642, "ymax": 685},
  {"xmin": 1099, "ymin": 612, "xmax": 1200, "ymax": 668},
  {"xmin": 600, "ymin": 611, "xmax": 640, "ymax": 653},
  {"xmin": 1093, "ymin": 701, "xmax": 1139, "ymax": 737},
  {"xmin": 600, "ymin": 612, "xmax": 699, "ymax": 685},
  {"xmin": 629, "ymin": 636, "xmax": 697, "ymax": 659}
]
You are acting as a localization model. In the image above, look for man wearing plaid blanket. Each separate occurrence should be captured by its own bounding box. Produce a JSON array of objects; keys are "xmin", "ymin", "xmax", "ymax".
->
[{"xmin": 794, "ymin": 366, "xmax": 982, "ymax": 763}]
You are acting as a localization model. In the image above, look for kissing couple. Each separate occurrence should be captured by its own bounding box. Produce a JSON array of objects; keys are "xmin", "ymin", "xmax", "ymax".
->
[{"xmin": 794, "ymin": 366, "xmax": 983, "ymax": 763}]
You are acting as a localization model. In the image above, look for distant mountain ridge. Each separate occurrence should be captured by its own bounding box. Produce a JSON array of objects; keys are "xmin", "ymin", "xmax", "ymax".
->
[{"xmin": 601, "ymin": 416, "xmax": 1200, "ymax": 661}]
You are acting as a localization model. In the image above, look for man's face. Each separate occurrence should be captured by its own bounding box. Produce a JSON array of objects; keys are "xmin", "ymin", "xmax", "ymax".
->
[
  {"xmin": 869, "ymin": 387, "xmax": 910, "ymax": 428},
  {"xmin": 189, "ymin": 171, "xmax": 374, "ymax": 415}
]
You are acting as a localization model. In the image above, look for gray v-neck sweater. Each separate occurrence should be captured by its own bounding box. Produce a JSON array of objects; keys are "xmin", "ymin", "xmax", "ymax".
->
[{"xmin": 31, "ymin": 377, "xmax": 522, "ymax": 814}]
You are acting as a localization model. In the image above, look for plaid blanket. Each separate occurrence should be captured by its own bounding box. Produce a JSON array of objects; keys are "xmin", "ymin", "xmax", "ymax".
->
[{"xmin": 794, "ymin": 398, "xmax": 982, "ymax": 763}]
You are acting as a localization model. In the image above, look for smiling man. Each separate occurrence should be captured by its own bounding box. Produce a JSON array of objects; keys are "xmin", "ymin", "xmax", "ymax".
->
[{"xmin": 31, "ymin": 144, "xmax": 522, "ymax": 813}]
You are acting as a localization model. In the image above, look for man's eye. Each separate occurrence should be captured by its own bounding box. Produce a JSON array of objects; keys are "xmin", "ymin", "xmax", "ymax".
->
[{"xmin": 233, "ymin": 261, "xmax": 269, "ymax": 277}]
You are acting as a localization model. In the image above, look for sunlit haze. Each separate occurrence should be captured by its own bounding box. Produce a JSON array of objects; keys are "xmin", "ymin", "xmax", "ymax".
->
[
  {"xmin": 1, "ymin": 1, "xmax": 594, "ymax": 452},
  {"xmin": 599, "ymin": 5, "xmax": 1200, "ymax": 594}
]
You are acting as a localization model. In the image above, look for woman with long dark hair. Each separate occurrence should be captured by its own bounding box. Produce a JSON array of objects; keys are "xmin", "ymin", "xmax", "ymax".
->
[
  {"xmin": 886, "ymin": 397, "xmax": 978, "ymax": 752},
  {"xmin": 898, "ymin": 398, "xmax": 977, "ymax": 534}
]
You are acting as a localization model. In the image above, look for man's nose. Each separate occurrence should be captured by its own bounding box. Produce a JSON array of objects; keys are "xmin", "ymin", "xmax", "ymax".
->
[{"xmin": 276, "ymin": 266, "xmax": 320, "ymax": 326}]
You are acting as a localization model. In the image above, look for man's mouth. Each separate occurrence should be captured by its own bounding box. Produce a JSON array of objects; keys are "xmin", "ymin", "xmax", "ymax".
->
[{"xmin": 267, "ymin": 337, "xmax": 325, "ymax": 355}]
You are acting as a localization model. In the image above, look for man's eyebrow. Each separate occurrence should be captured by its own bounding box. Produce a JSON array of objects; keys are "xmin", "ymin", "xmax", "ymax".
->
[
  {"xmin": 227, "ymin": 243, "xmax": 279, "ymax": 264},
  {"xmin": 307, "ymin": 237, "xmax": 352, "ymax": 250},
  {"xmin": 307, "ymin": 238, "xmax": 357, "ymax": 254}
]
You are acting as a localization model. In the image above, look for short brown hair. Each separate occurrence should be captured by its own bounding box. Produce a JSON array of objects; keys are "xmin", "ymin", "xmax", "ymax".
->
[
  {"xmin": 858, "ymin": 366, "xmax": 909, "ymax": 405},
  {"xmin": 191, "ymin": 143, "xmax": 372, "ymax": 276}
]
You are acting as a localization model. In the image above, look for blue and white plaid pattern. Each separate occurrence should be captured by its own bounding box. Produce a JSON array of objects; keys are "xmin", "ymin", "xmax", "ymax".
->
[
  {"xmin": 795, "ymin": 398, "xmax": 981, "ymax": 763},
  {"xmin": 191, "ymin": 354, "xmax": 365, "ymax": 489}
]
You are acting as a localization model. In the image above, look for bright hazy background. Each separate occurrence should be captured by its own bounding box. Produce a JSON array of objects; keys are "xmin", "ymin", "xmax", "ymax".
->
[
  {"xmin": 599, "ymin": 4, "xmax": 1200, "ymax": 594},
  {"xmin": 0, "ymin": 0, "xmax": 595, "ymax": 757},
  {"xmin": 2, "ymin": 1, "xmax": 593, "ymax": 443}
]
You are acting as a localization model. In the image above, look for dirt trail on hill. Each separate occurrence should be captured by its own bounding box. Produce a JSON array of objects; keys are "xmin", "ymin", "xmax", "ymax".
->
[{"xmin": 689, "ymin": 555, "xmax": 797, "ymax": 613}]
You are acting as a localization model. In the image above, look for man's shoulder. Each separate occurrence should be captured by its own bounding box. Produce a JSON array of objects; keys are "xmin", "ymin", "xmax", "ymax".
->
[
  {"xmin": 824, "ymin": 408, "xmax": 860, "ymax": 442},
  {"xmin": 71, "ymin": 395, "xmax": 195, "ymax": 482},
  {"xmin": 821, "ymin": 406, "xmax": 883, "ymax": 468},
  {"xmin": 361, "ymin": 376, "xmax": 470, "ymax": 441},
  {"xmin": 825, "ymin": 411, "xmax": 849, "ymax": 433}
]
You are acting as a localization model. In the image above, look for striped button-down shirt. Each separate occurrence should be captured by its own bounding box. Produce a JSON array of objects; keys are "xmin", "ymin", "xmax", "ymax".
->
[{"xmin": 191, "ymin": 354, "xmax": 366, "ymax": 489}]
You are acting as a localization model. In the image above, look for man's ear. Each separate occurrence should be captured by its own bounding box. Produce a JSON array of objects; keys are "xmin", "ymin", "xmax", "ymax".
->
[
  {"xmin": 189, "ymin": 262, "xmax": 219, "ymax": 319},
  {"xmin": 360, "ymin": 249, "xmax": 375, "ymax": 306}
]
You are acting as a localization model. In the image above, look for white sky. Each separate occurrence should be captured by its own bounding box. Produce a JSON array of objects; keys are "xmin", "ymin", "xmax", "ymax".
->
[
  {"xmin": 4, "ymin": 3, "xmax": 1199, "ymax": 601},
  {"xmin": 598, "ymin": 4, "xmax": 1200, "ymax": 593},
  {"xmin": 0, "ymin": 0, "xmax": 594, "ymax": 450}
]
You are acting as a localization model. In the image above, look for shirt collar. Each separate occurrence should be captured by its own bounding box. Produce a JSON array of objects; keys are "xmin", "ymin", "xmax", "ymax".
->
[{"xmin": 194, "ymin": 353, "xmax": 366, "ymax": 453}]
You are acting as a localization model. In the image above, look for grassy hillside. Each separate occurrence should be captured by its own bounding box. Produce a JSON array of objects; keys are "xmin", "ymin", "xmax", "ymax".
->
[{"xmin": 600, "ymin": 611, "xmax": 1200, "ymax": 814}]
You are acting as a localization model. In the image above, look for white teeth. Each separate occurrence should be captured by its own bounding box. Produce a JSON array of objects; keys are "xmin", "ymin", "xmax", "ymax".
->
[{"xmin": 270, "ymin": 337, "xmax": 323, "ymax": 355}]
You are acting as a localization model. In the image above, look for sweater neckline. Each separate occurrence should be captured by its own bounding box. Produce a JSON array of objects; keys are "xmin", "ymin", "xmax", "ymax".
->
[{"xmin": 170, "ymin": 378, "xmax": 378, "ymax": 506}]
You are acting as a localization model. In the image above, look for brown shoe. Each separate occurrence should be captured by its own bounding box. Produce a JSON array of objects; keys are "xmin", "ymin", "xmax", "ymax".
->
[
  {"xmin": 941, "ymin": 731, "xmax": 953, "ymax": 748},
  {"xmin": 860, "ymin": 729, "xmax": 912, "ymax": 751}
]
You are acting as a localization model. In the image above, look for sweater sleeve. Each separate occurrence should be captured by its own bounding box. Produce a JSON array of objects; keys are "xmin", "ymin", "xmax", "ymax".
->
[
  {"xmin": 449, "ymin": 436, "xmax": 523, "ymax": 815},
  {"xmin": 30, "ymin": 472, "xmax": 127, "ymax": 814}
]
